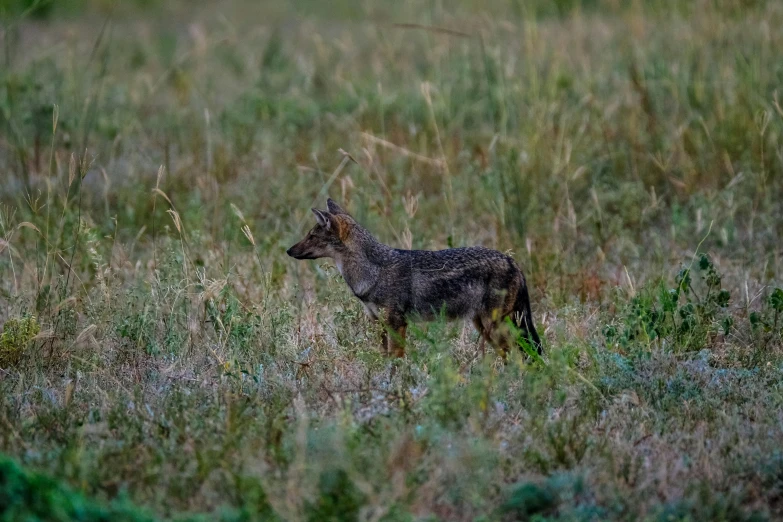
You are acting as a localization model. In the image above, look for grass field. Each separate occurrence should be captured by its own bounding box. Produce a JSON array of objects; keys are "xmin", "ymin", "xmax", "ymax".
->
[{"xmin": 1, "ymin": 0, "xmax": 783, "ymax": 520}]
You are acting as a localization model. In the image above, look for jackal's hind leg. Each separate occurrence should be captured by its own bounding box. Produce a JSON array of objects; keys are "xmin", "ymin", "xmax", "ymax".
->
[
  {"xmin": 391, "ymin": 324, "xmax": 407, "ymax": 358},
  {"xmin": 477, "ymin": 314, "xmax": 512, "ymax": 361},
  {"xmin": 473, "ymin": 315, "xmax": 508, "ymax": 360},
  {"xmin": 384, "ymin": 311, "xmax": 407, "ymax": 358},
  {"xmin": 473, "ymin": 317, "xmax": 493, "ymax": 358}
]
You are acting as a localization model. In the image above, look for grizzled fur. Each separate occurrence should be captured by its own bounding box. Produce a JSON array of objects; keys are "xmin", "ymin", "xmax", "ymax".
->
[{"xmin": 287, "ymin": 199, "xmax": 542, "ymax": 358}]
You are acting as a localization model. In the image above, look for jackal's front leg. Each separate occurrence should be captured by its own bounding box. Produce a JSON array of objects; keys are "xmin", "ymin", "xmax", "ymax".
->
[{"xmin": 383, "ymin": 311, "xmax": 407, "ymax": 358}]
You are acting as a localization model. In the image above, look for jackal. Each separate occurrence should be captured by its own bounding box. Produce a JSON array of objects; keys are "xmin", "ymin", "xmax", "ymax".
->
[{"xmin": 287, "ymin": 199, "xmax": 542, "ymax": 358}]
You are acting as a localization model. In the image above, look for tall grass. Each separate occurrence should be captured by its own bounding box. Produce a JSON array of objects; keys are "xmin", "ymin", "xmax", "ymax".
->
[{"xmin": 0, "ymin": 0, "xmax": 782, "ymax": 520}]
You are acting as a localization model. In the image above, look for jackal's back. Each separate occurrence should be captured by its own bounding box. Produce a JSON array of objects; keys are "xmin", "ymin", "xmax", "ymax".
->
[{"xmin": 381, "ymin": 246, "xmax": 526, "ymax": 320}]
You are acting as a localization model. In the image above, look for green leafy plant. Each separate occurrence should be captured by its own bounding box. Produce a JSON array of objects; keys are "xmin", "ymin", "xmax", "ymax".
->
[
  {"xmin": 305, "ymin": 468, "xmax": 365, "ymax": 522},
  {"xmin": 604, "ymin": 254, "xmax": 732, "ymax": 353},
  {"xmin": 0, "ymin": 315, "xmax": 40, "ymax": 367},
  {"xmin": 0, "ymin": 454, "xmax": 156, "ymax": 522}
]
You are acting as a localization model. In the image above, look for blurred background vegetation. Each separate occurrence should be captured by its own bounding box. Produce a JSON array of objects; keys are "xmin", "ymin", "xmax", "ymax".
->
[{"xmin": 0, "ymin": 0, "xmax": 782, "ymax": 520}]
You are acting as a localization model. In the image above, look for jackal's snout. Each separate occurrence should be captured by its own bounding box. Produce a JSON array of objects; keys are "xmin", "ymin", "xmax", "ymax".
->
[{"xmin": 286, "ymin": 241, "xmax": 314, "ymax": 260}]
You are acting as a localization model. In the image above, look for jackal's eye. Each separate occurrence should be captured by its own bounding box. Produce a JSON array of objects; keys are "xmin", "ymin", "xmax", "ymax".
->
[{"xmin": 310, "ymin": 228, "xmax": 326, "ymax": 240}]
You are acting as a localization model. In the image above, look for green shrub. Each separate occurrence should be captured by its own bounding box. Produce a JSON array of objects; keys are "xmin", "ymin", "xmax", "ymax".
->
[
  {"xmin": 0, "ymin": 454, "xmax": 155, "ymax": 522},
  {"xmin": 305, "ymin": 468, "xmax": 366, "ymax": 522},
  {"xmin": 0, "ymin": 315, "xmax": 40, "ymax": 368}
]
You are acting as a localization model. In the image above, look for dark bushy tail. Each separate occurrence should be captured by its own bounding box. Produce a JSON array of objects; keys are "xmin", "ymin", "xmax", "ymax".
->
[{"xmin": 513, "ymin": 283, "xmax": 543, "ymax": 355}]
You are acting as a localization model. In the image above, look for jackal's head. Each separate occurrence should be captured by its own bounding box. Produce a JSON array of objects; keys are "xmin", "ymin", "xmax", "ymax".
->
[{"xmin": 286, "ymin": 199, "xmax": 352, "ymax": 260}]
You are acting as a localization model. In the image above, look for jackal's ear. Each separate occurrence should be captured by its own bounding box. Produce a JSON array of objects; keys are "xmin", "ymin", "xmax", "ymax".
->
[
  {"xmin": 312, "ymin": 208, "xmax": 330, "ymax": 229},
  {"xmin": 326, "ymin": 198, "xmax": 349, "ymax": 216}
]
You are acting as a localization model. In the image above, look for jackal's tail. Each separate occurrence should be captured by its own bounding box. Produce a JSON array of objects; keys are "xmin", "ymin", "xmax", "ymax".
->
[{"xmin": 512, "ymin": 283, "xmax": 543, "ymax": 355}]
